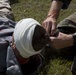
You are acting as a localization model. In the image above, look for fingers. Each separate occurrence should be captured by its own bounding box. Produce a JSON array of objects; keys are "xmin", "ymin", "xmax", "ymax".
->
[
  {"xmin": 45, "ymin": 22, "xmax": 52, "ymax": 34},
  {"xmin": 42, "ymin": 21, "xmax": 52, "ymax": 35},
  {"xmin": 42, "ymin": 18, "xmax": 57, "ymax": 36},
  {"xmin": 51, "ymin": 21, "xmax": 57, "ymax": 36}
]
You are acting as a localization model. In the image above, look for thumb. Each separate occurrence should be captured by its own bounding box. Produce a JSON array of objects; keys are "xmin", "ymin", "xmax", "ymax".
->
[{"xmin": 49, "ymin": 36, "xmax": 56, "ymax": 41}]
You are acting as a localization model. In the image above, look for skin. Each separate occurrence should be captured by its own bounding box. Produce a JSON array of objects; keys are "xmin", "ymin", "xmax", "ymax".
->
[
  {"xmin": 42, "ymin": 0, "xmax": 74, "ymax": 50},
  {"xmin": 11, "ymin": 35, "xmax": 29, "ymax": 64},
  {"xmin": 11, "ymin": 22, "xmax": 74, "ymax": 63},
  {"xmin": 42, "ymin": 0, "xmax": 63, "ymax": 35},
  {"xmin": 11, "ymin": 25, "xmax": 49, "ymax": 64},
  {"xmin": 49, "ymin": 32, "xmax": 74, "ymax": 49}
]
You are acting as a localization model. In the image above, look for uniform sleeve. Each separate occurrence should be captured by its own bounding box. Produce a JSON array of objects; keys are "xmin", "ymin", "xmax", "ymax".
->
[{"xmin": 52, "ymin": 0, "xmax": 72, "ymax": 9}]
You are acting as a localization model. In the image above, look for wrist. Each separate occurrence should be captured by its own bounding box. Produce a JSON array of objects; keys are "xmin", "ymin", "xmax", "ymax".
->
[
  {"xmin": 47, "ymin": 14, "xmax": 52, "ymax": 17},
  {"xmin": 47, "ymin": 14, "xmax": 57, "ymax": 22},
  {"xmin": 47, "ymin": 0, "xmax": 63, "ymax": 19},
  {"xmin": 63, "ymin": 34, "xmax": 73, "ymax": 47},
  {"xmin": 67, "ymin": 34, "xmax": 73, "ymax": 47},
  {"xmin": 47, "ymin": 12, "xmax": 58, "ymax": 20}
]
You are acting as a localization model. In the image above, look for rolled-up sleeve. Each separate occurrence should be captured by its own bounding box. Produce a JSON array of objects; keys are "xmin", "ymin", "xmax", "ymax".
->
[{"xmin": 52, "ymin": 0, "xmax": 72, "ymax": 9}]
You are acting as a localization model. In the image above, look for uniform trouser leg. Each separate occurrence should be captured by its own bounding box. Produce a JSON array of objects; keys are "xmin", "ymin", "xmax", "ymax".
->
[
  {"xmin": 0, "ymin": 0, "xmax": 15, "ymax": 21},
  {"xmin": 57, "ymin": 12, "xmax": 76, "ymax": 56},
  {"xmin": 71, "ymin": 56, "xmax": 76, "ymax": 75},
  {"xmin": 42, "ymin": 12, "xmax": 76, "ymax": 75},
  {"xmin": 57, "ymin": 12, "xmax": 76, "ymax": 75}
]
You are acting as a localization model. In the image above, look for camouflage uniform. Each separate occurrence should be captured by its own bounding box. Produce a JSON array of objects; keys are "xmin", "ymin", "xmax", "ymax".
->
[
  {"xmin": 44, "ymin": 1, "xmax": 76, "ymax": 56},
  {"xmin": 57, "ymin": 1, "xmax": 76, "ymax": 75},
  {"xmin": 57, "ymin": 12, "xmax": 76, "ymax": 75},
  {"xmin": 45, "ymin": 0, "xmax": 76, "ymax": 75}
]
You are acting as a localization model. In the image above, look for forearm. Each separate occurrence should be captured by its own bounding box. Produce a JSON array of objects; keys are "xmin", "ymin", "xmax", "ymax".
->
[
  {"xmin": 64, "ymin": 33, "xmax": 76, "ymax": 48},
  {"xmin": 49, "ymin": 32, "xmax": 74, "ymax": 49},
  {"xmin": 47, "ymin": 0, "xmax": 63, "ymax": 20},
  {"xmin": 66, "ymin": 34, "xmax": 73, "ymax": 47}
]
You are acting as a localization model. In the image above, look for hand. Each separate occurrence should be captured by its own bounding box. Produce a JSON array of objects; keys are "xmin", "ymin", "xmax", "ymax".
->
[
  {"xmin": 49, "ymin": 32, "xmax": 73, "ymax": 49},
  {"xmin": 42, "ymin": 16, "xmax": 57, "ymax": 36}
]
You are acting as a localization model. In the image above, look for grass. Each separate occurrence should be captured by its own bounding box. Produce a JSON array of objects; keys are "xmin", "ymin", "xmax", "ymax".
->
[
  {"xmin": 11, "ymin": 0, "xmax": 76, "ymax": 75},
  {"xmin": 46, "ymin": 58, "xmax": 72, "ymax": 75}
]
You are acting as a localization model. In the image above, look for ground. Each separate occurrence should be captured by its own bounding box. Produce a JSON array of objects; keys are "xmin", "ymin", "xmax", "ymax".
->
[{"xmin": 11, "ymin": 0, "xmax": 76, "ymax": 75}]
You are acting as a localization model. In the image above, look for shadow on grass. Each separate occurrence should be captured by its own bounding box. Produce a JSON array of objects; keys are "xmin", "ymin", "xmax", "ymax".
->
[
  {"xmin": 39, "ymin": 46, "xmax": 76, "ymax": 75},
  {"xmin": 10, "ymin": 0, "xmax": 19, "ymax": 5}
]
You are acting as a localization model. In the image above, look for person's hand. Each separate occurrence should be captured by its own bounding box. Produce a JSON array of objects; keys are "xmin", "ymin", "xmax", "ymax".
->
[
  {"xmin": 42, "ymin": 16, "xmax": 57, "ymax": 36},
  {"xmin": 49, "ymin": 32, "xmax": 73, "ymax": 49}
]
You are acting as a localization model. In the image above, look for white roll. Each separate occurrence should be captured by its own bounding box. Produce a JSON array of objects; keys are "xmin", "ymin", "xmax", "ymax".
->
[{"xmin": 14, "ymin": 18, "xmax": 42, "ymax": 58}]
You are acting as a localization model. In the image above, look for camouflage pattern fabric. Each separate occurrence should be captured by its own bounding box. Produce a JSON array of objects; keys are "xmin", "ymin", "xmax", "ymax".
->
[
  {"xmin": 57, "ymin": 12, "xmax": 76, "ymax": 75},
  {"xmin": 45, "ymin": 12, "xmax": 76, "ymax": 59},
  {"xmin": 44, "ymin": 12, "xmax": 76, "ymax": 75}
]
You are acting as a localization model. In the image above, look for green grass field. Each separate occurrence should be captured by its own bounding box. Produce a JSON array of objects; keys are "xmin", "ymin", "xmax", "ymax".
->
[{"xmin": 11, "ymin": 0, "xmax": 76, "ymax": 75}]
